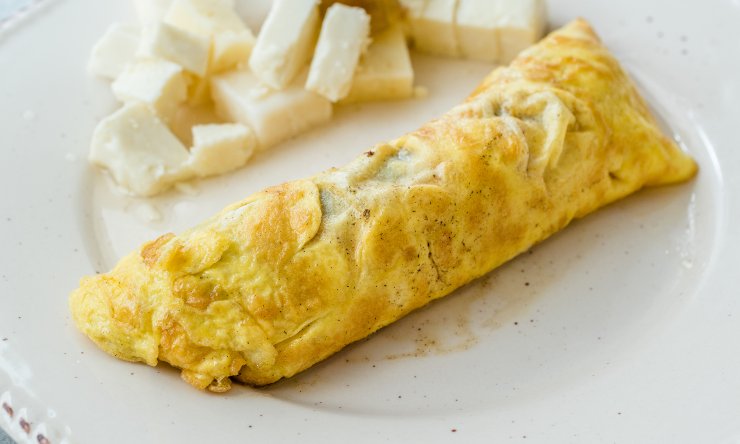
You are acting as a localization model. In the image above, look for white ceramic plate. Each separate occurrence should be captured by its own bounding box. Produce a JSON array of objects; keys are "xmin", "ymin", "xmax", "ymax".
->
[{"xmin": 1, "ymin": 1, "xmax": 739, "ymax": 443}]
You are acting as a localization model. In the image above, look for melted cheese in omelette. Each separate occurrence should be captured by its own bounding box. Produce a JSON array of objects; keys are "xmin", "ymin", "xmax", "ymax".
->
[{"xmin": 70, "ymin": 19, "xmax": 697, "ymax": 392}]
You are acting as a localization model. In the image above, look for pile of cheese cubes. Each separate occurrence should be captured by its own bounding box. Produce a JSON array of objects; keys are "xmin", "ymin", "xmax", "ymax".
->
[{"xmin": 87, "ymin": 0, "xmax": 545, "ymax": 197}]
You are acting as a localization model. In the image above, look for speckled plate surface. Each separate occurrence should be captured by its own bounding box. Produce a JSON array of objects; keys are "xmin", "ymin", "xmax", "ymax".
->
[{"xmin": 1, "ymin": 1, "xmax": 739, "ymax": 443}]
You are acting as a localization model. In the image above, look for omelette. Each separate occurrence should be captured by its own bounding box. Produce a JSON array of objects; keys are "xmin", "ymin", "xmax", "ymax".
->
[{"xmin": 70, "ymin": 19, "xmax": 697, "ymax": 392}]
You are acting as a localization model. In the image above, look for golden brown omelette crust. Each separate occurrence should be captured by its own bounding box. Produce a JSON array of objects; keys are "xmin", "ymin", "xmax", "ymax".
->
[{"xmin": 70, "ymin": 19, "xmax": 697, "ymax": 392}]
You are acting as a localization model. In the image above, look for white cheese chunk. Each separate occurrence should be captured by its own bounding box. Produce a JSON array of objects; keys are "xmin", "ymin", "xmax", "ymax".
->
[
  {"xmin": 306, "ymin": 4, "xmax": 370, "ymax": 102},
  {"xmin": 455, "ymin": 0, "xmax": 500, "ymax": 62},
  {"xmin": 494, "ymin": 0, "xmax": 546, "ymax": 63},
  {"xmin": 133, "ymin": 0, "xmax": 173, "ymax": 25},
  {"xmin": 211, "ymin": 70, "xmax": 332, "ymax": 149},
  {"xmin": 341, "ymin": 24, "xmax": 413, "ymax": 104},
  {"xmin": 89, "ymin": 103, "xmax": 191, "ymax": 196},
  {"xmin": 165, "ymin": 0, "xmax": 242, "ymax": 36},
  {"xmin": 139, "ymin": 22, "xmax": 210, "ymax": 77},
  {"xmin": 188, "ymin": 123, "xmax": 256, "ymax": 177},
  {"xmin": 112, "ymin": 59, "xmax": 187, "ymax": 122},
  {"xmin": 88, "ymin": 23, "xmax": 140, "ymax": 80},
  {"xmin": 248, "ymin": 0, "xmax": 320, "ymax": 90},
  {"xmin": 410, "ymin": 0, "xmax": 458, "ymax": 57},
  {"xmin": 165, "ymin": 0, "xmax": 256, "ymax": 73},
  {"xmin": 212, "ymin": 30, "xmax": 255, "ymax": 73}
]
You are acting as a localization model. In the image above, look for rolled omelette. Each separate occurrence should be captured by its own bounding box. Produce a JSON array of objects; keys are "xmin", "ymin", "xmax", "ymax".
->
[{"xmin": 70, "ymin": 19, "xmax": 697, "ymax": 392}]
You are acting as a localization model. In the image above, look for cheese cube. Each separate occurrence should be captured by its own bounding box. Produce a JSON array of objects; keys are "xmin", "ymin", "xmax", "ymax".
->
[
  {"xmin": 89, "ymin": 103, "xmax": 191, "ymax": 196},
  {"xmin": 88, "ymin": 23, "xmax": 140, "ymax": 80},
  {"xmin": 133, "ymin": 0, "xmax": 173, "ymax": 25},
  {"xmin": 455, "ymin": 0, "xmax": 500, "ymax": 62},
  {"xmin": 211, "ymin": 70, "xmax": 332, "ymax": 149},
  {"xmin": 188, "ymin": 123, "xmax": 256, "ymax": 177},
  {"xmin": 248, "ymin": 0, "xmax": 320, "ymax": 90},
  {"xmin": 410, "ymin": 0, "xmax": 458, "ymax": 57},
  {"xmin": 306, "ymin": 4, "xmax": 370, "ymax": 102},
  {"xmin": 112, "ymin": 59, "xmax": 187, "ymax": 122},
  {"xmin": 165, "ymin": 0, "xmax": 256, "ymax": 72},
  {"xmin": 165, "ymin": 0, "xmax": 243, "ymax": 36},
  {"xmin": 341, "ymin": 24, "xmax": 413, "ymax": 104},
  {"xmin": 494, "ymin": 0, "xmax": 546, "ymax": 62},
  {"xmin": 212, "ymin": 30, "xmax": 255, "ymax": 73},
  {"xmin": 139, "ymin": 22, "xmax": 210, "ymax": 77}
]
